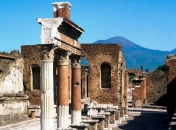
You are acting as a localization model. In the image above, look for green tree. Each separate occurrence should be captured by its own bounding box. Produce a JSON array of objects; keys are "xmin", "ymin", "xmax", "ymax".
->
[
  {"xmin": 155, "ymin": 65, "xmax": 168, "ymax": 74},
  {"xmin": 141, "ymin": 65, "xmax": 143, "ymax": 72}
]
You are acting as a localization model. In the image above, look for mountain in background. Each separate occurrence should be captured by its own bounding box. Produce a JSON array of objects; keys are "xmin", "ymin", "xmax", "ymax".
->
[
  {"xmin": 83, "ymin": 36, "xmax": 176, "ymax": 71},
  {"xmin": 171, "ymin": 48, "xmax": 176, "ymax": 54}
]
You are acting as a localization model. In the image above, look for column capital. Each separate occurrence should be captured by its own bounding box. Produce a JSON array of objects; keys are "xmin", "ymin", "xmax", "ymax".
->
[
  {"xmin": 57, "ymin": 50, "xmax": 71, "ymax": 66},
  {"xmin": 39, "ymin": 44, "xmax": 57, "ymax": 61},
  {"xmin": 71, "ymin": 55, "xmax": 82, "ymax": 69}
]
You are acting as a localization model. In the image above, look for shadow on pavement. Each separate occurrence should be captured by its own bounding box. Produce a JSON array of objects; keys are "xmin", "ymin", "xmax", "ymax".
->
[{"xmin": 118, "ymin": 111, "xmax": 173, "ymax": 130}]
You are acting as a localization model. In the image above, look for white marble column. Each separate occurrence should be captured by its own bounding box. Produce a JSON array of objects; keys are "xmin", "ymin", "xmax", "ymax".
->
[{"xmin": 40, "ymin": 48, "xmax": 55, "ymax": 130}]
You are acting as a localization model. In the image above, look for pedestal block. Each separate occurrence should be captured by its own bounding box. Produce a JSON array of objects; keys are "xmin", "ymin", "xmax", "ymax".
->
[
  {"xmin": 91, "ymin": 115, "xmax": 106, "ymax": 130},
  {"xmin": 115, "ymin": 110, "xmax": 120, "ymax": 120},
  {"xmin": 70, "ymin": 124, "xmax": 89, "ymax": 130},
  {"xmin": 82, "ymin": 120, "xmax": 99, "ymax": 130},
  {"xmin": 105, "ymin": 109, "xmax": 116, "ymax": 124},
  {"xmin": 118, "ymin": 107, "xmax": 124, "ymax": 117}
]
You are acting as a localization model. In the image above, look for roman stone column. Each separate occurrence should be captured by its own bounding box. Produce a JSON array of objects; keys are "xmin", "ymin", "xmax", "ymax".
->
[
  {"xmin": 71, "ymin": 55, "xmax": 82, "ymax": 124},
  {"xmin": 40, "ymin": 47, "xmax": 55, "ymax": 130},
  {"xmin": 57, "ymin": 50, "xmax": 70, "ymax": 129}
]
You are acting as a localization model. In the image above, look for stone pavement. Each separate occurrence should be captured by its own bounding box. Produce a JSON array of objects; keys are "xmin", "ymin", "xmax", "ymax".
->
[
  {"xmin": 0, "ymin": 119, "xmax": 41, "ymax": 130},
  {"xmin": 118, "ymin": 109, "xmax": 174, "ymax": 130},
  {"xmin": 0, "ymin": 89, "xmax": 176, "ymax": 130},
  {"xmin": 0, "ymin": 109, "xmax": 176, "ymax": 130}
]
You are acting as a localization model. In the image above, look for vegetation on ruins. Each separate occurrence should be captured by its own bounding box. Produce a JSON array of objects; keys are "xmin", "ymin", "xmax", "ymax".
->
[
  {"xmin": 128, "ymin": 73, "xmax": 136, "ymax": 81},
  {"xmin": 155, "ymin": 65, "xmax": 168, "ymax": 74}
]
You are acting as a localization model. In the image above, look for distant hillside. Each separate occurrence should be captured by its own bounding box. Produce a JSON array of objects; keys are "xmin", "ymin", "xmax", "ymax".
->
[
  {"xmin": 171, "ymin": 48, "xmax": 176, "ymax": 54},
  {"xmin": 85, "ymin": 36, "xmax": 175, "ymax": 71}
]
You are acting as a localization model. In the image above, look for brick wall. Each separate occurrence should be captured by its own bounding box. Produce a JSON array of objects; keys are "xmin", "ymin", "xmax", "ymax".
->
[
  {"xmin": 146, "ymin": 72, "xmax": 167, "ymax": 104},
  {"xmin": 132, "ymin": 79, "xmax": 146, "ymax": 107},
  {"xmin": 21, "ymin": 45, "xmax": 41, "ymax": 91},
  {"xmin": 127, "ymin": 69, "xmax": 142, "ymax": 78},
  {"xmin": 81, "ymin": 44, "xmax": 127, "ymax": 106}
]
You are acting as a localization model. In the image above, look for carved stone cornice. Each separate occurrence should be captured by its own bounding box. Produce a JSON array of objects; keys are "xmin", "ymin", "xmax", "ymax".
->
[
  {"xmin": 57, "ymin": 50, "xmax": 70, "ymax": 66},
  {"xmin": 39, "ymin": 44, "xmax": 58, "ymax": 61},
  {"xmin": 37, "ymin": 18, "xmax": 63, "ymax": 46},
  {"xmin": 71, "ymin": 55, "xmax": 81, "ymax": 69}
]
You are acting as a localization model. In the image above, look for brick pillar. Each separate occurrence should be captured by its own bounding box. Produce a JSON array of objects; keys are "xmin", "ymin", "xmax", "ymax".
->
[
  {"xmin": 81, "ymin": 71, "xmax": 86, "ymax": 99},
  {"xmin": 71, "ymin": 55, "xmax": 82, "ymax": 124},
  {"xmin": 57, "ymin": 51, "xmax": 70, "ymax": 128},
  {"xmin": 40, "ymin": 48, "xmax": 55, "ymax": 130},
  {"xmin": 52, "ymin": 2, "xmax": 71, "ymax": 19},
  {"xmin": 143, "ymin": 78, "xmax": 147, "ymax": 103}
]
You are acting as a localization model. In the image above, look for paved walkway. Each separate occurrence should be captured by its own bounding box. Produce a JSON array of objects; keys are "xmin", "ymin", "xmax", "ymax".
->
[
  {"xmin": 0, "ymin": 119, "xmax": 41, "ymax": 130},
  {"xmin": 0, "ymin": 89, "xmax": 176, "ymax": 130},
  {"xmin": 0, "ymin": 109, "xmax": 175, "ymax": 130}
]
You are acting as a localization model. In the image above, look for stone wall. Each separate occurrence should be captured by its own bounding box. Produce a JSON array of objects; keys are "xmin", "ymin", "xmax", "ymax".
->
[
  {"xmin": 0, "ymin": 51, "xmax": 23, "ymax": 94},
  {"xmin": 21, "ymin": 45, "xmax": 41, "ymax": 91},
  {"xmin": 127, "ymin": 69, "xmax": 142, "ymax": 79},
  {"xmin": 21, "ymin": 45, "xmax": 41, "ymax": 105},
  {"xmin": 0, "ymin": 51, "xmax": 29, "ymax": 125},
  {"xmin": 165, "ymin": 54, "xmax": 176, "ymax": 113},
  {"xmin": 132, "ymin": 79, "xmax": 146, "ymax": 107},
  {"xmin": 81, "ymin": 44, "xmax": 127, "ymax": 106},
  {"xmin": 146, "ymin": 72, "xmax": 167, "ymax": 104},
  {"xmin": 0, "ymin": 93, "xmax": 29, "ymax": 126}
]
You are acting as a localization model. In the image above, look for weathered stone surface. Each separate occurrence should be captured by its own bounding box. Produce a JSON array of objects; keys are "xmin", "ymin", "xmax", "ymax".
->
[
  {"xmin": 0, "ymin": 100, "xmax": 28, "ymax": 116},
  {"xmin": 132, "ymin": 78, "xmax": 146, "ymax": 107},
  {"xmin": 81, "ymin": 44, "xmax": 127, "ymax": 107},
  {"xmin": 166, "ymin": 55, "xmax": 176, "ymax": 113},
  {"xmin": 0, "ymin": 51, "xmax": 23, "ymax": 94},
  {"xmin": 25, "ymin": 90, "xmax": 41, "ymax": 105},
  {"xmin": 146, "ymin": 72, "xmax": 167, "ymax": 104},
  {"xmin": 21, "ymin": 45, "xmax": 41, "ymax": 91},
  {"xmin": 135, "ymin": 99, "xmax": 142, "ymax": 107},
  {"xmin": 127, "ymin": 69, "xmax": 142, "ymax": 79},
  {"xmin": 0, "ymin": 114, "xmax": 29, "ymax": 126}
]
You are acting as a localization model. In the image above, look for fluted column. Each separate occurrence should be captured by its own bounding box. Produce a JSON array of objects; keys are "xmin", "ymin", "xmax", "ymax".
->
[
  {"xmin": 57, "ymin": 51, "xmax": 70, "ymax": 129},
  {"xmin": 40, "ymin": 48, "xmax": 55, "ymax": 130},
  {"xmin": 71, "ymin": 55, "xmax": 82, "ymax": 124}
]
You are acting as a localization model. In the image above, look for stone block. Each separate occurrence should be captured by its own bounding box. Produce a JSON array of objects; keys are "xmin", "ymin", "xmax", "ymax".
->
[{"xmin": 82, "ymin": 120, "xmax": 98, "ymax": 130}]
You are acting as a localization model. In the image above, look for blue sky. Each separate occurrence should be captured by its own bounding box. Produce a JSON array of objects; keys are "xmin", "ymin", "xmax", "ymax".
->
[{"xmin": 0, "ymin": 0, "xmax": 176, "ymax": 52}]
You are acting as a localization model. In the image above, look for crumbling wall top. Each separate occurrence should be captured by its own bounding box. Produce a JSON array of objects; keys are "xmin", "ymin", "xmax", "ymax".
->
[
  {"xmin": 0, "ymin": 50, "xmax": 22, "ymax": 59},
  {"xmin": 166, "ymin": 54, "xmax": 176, "ymax": 60}
]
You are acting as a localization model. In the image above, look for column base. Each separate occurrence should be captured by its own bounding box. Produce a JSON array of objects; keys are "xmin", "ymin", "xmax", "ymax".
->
[
  {"xmin": 41, "ymin": 119, "xmax": 54, "ymax": 130},
  {"xmin": 71, "ymin": 110, "xmax": 81, "ymax": 124},
  {"xmin": 57, "ymin": 105, "xmax": 69, "ymax": 128}
]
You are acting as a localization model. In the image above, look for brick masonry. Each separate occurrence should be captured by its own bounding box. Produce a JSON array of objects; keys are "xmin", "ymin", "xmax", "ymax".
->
[
  {"xmin": 132, "ymin": 79, "xmax": 146, "ymax": 107},
  {"xmin": 81, "ymin": 44, "xmax": 127, "ymax": 107},
  {"xmin": 146, "ymin": 72, "xmax": 167, "ymax": 104}
]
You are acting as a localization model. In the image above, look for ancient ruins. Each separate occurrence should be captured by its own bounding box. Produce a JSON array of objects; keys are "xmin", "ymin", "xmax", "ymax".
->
[
  {"xmin": 166, "ymin": 54, "xmax": 176, "ymax": 114},
  {"xmin": 0, "ymin": 51, "xmax": 28, "ymax": 125},
  {"xmin": 0, "ymin": 1, "xmax": 176, "ymax": 130}
]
